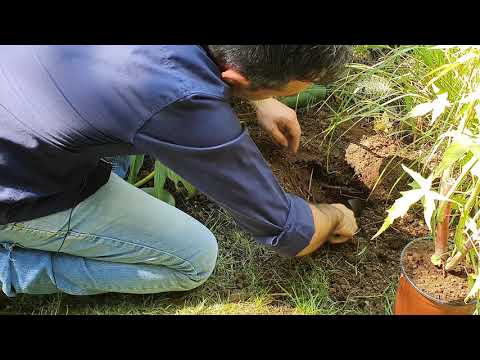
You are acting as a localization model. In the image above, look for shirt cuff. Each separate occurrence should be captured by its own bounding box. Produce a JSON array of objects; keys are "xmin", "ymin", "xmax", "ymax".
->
[{"xmin": 255, "ymin": 194, "xmax": 314, "ymax": 257}]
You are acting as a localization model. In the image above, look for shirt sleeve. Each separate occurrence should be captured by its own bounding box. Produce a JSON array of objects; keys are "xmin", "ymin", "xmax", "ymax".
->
[{"xmin": 133, "ymin": 93, "xmax": 314, "ymax": 257}]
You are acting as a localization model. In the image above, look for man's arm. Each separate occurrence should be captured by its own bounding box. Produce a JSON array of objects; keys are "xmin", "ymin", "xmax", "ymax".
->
[
  {"xmin": 133, "ymin": 94, "xmax": 356, "ymax": 257},
  {"xmin": 250, "ymin": 98, "xmax": 358, "ymax": 254}
]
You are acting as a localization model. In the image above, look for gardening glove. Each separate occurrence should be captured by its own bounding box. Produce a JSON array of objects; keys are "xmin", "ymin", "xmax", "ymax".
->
[
  {"xmin": 251, "ymin": 98, "xmax": 301, "ymax": 154},
  {"xmin": 297, "ymin": 203, "xmax": 358, "ymax": 257},
  {"xmin": 328, "ymin": 204, "xmax": 358, "ymax": 244}
]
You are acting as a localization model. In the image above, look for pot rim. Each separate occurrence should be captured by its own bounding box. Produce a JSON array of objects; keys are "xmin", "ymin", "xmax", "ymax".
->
[{"xmin": 400, "ymin": 237, "xmax": 477, "ymax": 308}]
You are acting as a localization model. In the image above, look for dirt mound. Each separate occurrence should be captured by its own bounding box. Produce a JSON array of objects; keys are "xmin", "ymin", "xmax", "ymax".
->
[{"xmin": 345, "ymin": 134, "xmax": 415, "ymax": 200}]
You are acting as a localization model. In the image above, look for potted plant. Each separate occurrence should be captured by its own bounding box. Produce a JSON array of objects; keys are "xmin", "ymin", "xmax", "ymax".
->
[
  {"xmin": 373, "ymin": 46, "xmax": 480, "ymax": 315},
  {"xmin": 375, "ymin": 135, "xmax": 479, "ymax": 315}
]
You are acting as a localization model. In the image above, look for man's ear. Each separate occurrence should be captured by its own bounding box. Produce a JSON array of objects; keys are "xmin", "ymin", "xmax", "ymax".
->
[{"xmin": 221, "ymin": 69, "xmax": 251, "ymax": 88}]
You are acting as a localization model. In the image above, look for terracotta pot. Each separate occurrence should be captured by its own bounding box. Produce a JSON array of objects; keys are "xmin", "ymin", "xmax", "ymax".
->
[{"xmin": 394, "ymin": 238, "xmax": 476, "ymax": 315}]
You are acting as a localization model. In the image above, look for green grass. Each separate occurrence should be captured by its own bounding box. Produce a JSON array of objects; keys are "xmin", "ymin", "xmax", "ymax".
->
[{"xmin": 1, "ymin": 206, "xmax": 395, "ymax": 315}]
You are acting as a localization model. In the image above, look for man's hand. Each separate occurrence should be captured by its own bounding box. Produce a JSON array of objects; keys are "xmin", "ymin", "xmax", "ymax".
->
[
  {"xmin": 251, "ymin": 98, "xmax": 301, "ymax": 154},
  {"xmin": 328, "ymin": 204, "xmax": 359, "ymax": 244},
  {"xmin": 296, "ymin": 203, "xmax": 358, "ymax": 257}
]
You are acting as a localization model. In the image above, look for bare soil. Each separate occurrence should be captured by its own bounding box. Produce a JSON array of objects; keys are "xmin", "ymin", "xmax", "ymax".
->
[
  {"xmin": 403, "ymin": 240, "xmax": 470, "ymax": 303},
  {"xmin": 345, "ymin": 134, "xmax": 416, "ymax": 200}
]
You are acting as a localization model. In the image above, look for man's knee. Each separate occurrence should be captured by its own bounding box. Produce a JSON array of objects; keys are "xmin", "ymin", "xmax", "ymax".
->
[{"xmin": 185, "ymin": 228, "xmax": 218, "ymax": 290}]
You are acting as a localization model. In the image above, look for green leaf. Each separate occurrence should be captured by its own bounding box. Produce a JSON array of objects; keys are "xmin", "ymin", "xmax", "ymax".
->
[
  {"xmin": 372, "ymin": 189, "xmax": 424, "ymax": 239},
  {"xmin": 373, "ymin": 164, "xmax": 452, "ymax": 239},
  {"xmin": 471, "ymin": 161, "xmax": 480, "ymax": 178},
  {"xmin": 165, "ymin": 168, "xmax": 182, "ymax": 191},
  {"xmin": 181, "ymin": 180, "xmax": 197, "ymax": 198},
  {"xmin": 142, "ymin": 187, "xmax": 175, "ymax": 206},
  {"xmin": 467, "ymin": 274, "xmax": 476, "ymax": 290},
  {"xmin": 154, "ymin": 161, "xmax": 168, "ymax": 200},
  {"xmin": 451, "ymin": 194, "xmax": 468, "ymax": 207},
  {"xmin": 372, "ymin": 217, "xmax": 393, "ymax": 240},
  {"xmin": 151, "ymin": 160, "xmax": 198, "ymax": 199},
  {"xmin": 472, "ymin": 145, "xmax": 480, "ymax": 159},
  {"xmin": 408, "ymin": 180, "xmax": 421, "ymax": 190},
  {"xmin": 166, "ymin": 168, "xmax": 197, "ymax": 198},
  {"xmin": 430, "ymin": 93, "xmax": 450, "ymax": 125},
  {"xmin": 424, "ymin": 195, "xmax": 436, "ymax": 232},
  {"xmin": 435, "ymin": 142, "xmax": 469, "ymax": 177},
  {"xmin": 465, "ymin": 273, "xmax": 480, "ymax": 303},
  {"xmin": 128, "ymin": 155, "xmax": 145, "ymax": 184},
  {"xmin": 460, "ymin": 89, "xmax": 480, "ymax": 104},
  {"xmin": 389, "ymin": 190, "xmax": 425, "ymax": 220},
  {"xmin": 409, "ymin": 102, "xmax": 433, "ymax": 117},
  {"xmin": 157, "ymin": 189, "xmax": 176, "ymax": 206},
  {"xmin": 430, "ymin": 254, "xmax": 442, "ymax": 267},
  {"xmin": 466, "ymin": 217, "xmax": 479, "ymax": 236},
  {"xmin": 402, "ymin": 165, "xmax": 432, "ymax": 191}
]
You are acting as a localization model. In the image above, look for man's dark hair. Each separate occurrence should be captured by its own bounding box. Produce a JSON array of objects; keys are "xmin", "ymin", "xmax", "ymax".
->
[{"xmin": 208, "ymin": 45, "xmax": 353, "ymax": 90}]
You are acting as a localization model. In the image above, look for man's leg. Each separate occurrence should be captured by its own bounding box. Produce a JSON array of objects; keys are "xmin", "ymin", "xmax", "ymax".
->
[{"xmin": 0, "ymin": 159, "xmax": 217, "ymax": 297}]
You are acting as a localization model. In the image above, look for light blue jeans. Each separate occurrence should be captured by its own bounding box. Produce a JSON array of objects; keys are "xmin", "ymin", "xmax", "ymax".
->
[{"xmin": 0, "ymin": 157, "xmax": 218, "ymax": 297}]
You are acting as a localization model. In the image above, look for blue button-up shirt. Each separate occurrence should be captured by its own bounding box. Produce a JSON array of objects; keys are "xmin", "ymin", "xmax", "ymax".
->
[{"xmin": 0, "ymin": 45, "xmax": 314, "ymax": 257}]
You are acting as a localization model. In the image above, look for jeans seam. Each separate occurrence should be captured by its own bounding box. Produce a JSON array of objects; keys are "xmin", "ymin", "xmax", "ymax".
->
[
  {"xmin": 81, "ymin": 280, "xmax": 201, "ymax": 293},
  {"xmin": 0, "ymin": 223, "xmax": 16, "ymax": 232},
  {"xmin": 9, "ymin": 223, "xmax": 200, "ymax": 276}
]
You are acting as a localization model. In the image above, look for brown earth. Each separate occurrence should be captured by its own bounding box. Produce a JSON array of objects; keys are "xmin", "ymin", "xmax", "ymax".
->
[
  {"xmin": 345, "ymin": 134, "xmax": 416, "ymax": 200},
  {"xmin": 403, "ymin": 240, "xmax": 470, "ymax": 303}
]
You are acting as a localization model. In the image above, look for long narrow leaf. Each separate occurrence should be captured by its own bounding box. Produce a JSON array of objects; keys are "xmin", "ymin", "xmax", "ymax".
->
[
  {"xmin": 142, "ymin": 187, "xmax": 175, "ymax": 206},
  {"xmin": 465, "ymin": 274, "xmax": 480, "ymax": 303},
  {"xmin": 434, "ymin": 142, "xmax": 469, "ymax": 177},
  {"xmin": 372, "ymin": 189, "xmax": 425, "ymax": 239},
  {"xmin": 166, "ymin": 168, "xmax": 197, "ymax": 198},
  {"xmin": 154, "ymin": 161, "xmax": 168, "ymax": 200},
  {"xmin": 128, "ymin": 155, "xmax": 145, "ymax": 184}
]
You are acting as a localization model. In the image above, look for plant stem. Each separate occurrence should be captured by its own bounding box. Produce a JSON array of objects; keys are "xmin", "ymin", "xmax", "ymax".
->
[
  {"xmin": 134, "ymin": 170, "xmax": 155, "ymax": 187},
  {"xmin": 434, "ymin": 173, "xmax": 452, "ymax": 259}
]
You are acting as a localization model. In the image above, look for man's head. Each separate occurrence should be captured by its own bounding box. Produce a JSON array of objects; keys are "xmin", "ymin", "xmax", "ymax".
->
[{"xmin": 207, "ymin": 45, "xmax": 352, "ymax": 100}]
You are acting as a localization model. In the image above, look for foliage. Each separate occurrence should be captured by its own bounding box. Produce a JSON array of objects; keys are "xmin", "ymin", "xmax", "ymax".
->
[
  {"xmin": 128, "ymin": 155, "xmax": 197, "ymax": 207},
  {"xmin": 358, "ymin": 46, "xmax": 480, "ymax": 307}
]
